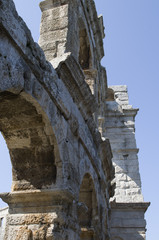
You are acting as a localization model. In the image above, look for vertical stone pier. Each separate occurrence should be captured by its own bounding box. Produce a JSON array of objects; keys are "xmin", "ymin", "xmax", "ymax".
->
[{"xmin": 105, "ymin": 85, "xmax": 150, "ymax": 240}]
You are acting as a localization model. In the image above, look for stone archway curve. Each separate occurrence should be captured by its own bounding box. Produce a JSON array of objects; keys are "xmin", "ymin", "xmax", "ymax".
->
[
  {"xmin": 78, "ymin": 173, "xmax": 99, "ymax": 239},
  {"xmin": 0, "ymin": 89, "xmax": 62, "ymax": 192}
]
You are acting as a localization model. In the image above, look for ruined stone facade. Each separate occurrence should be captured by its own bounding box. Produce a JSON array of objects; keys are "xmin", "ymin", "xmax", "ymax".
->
[{"xmin": 0, "ymin": 0, "xmax": 149, "ymax": 239}]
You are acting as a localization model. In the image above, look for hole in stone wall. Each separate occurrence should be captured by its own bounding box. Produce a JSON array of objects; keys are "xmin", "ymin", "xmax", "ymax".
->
[{"xmin": 0, "ymin": 132, "xmax": 12, "ymax": 208}]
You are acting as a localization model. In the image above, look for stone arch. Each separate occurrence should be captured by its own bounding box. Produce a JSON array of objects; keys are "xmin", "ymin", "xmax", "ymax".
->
[
  {"xmin": 78, "ymin": 173, "xmax": 98, "ymax": 240},
  {"xmin": 0, "ymin": 91, "xmax": 59, "ymax": 191},
  {"xmin": 106, "ymin": 88, "xmax": 115, "ymax": 101}
]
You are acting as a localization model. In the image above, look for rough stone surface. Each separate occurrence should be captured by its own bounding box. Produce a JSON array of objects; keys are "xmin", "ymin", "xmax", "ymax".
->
[
  {"xmin": 0, "ymin": 208, "xmax": 8, "ymax": 240},
  {"xmin": 0, "ymin": 0, "xmax": 149, "ymax": 240},
  {"xmin": 105, "ymin": 86, "xmax": 143, "ymax": 202}
]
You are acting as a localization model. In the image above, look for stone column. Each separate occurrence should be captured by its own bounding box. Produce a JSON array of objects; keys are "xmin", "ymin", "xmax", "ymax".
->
[{"xmin": 0, "ymin": 190, "xmax": 79, "ymax": 240}]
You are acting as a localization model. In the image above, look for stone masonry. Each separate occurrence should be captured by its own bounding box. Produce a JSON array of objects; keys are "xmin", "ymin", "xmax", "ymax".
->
[
  {"xmin": 0, "ymin": 208, "xmax": 8, "ymax": 240},
  {"xmin": 0, "ymin": 0, "xmax": 149, "ymax": 239},
  {"xmin": 105, "ymin": 86, "xmax": 149, "ymax": 239}
]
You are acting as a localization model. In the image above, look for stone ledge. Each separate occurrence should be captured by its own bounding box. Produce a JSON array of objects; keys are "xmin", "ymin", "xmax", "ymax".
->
[
  {"xmin": 117, "ymin": 148, "xmax": 139, "ymax": 153},
  {"xmin": 105, "ymin": 106, "xmax": 139, "ymax": 117},
  {"xmin": 110, "ymin": 201, "xmax": 150, "ymax": 212},
  {"xmin": 0, "ymin": 189, "xmax": 75, "ymax": 206}
]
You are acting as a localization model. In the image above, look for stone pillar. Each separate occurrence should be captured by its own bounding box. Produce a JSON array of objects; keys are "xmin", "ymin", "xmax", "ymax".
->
[
  {"xmin": 104, "ymin": 85, "xmax": 150, "ymax": 240},
  {"xmin": 39, "ymin": 0, "xmax": 79, "ymax": 61},
  {"xmin": 0, "ymin": 190, "xmax": 79, "ymax": 240}
]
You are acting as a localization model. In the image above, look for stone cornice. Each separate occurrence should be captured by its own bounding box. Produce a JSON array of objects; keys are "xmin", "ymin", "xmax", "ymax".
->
[
  {"xmin": 0, "ymin": 189, "xmax": 75, "ymax": 206},
  {"xmin": 110, "ymin": 201, "xmax": 150, "ymax": 212},
  {"xmin": 0, "ymin": 207, "xmax": 8, "ymax": 212},
  {"xmin": 105, "ymin": 105, "xmax": 139, "ymax": 118},
  {"xmin": 117, "ymin": 148, "xmax": 139, "ymax": 153}
]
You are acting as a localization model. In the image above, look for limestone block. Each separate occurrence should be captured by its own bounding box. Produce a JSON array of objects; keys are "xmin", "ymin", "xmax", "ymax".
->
[
  {"xmin": 109, "ymin": 85, "xmax": 127, "ymax": 93},
  {"xmin": 40, "ymin": 16, "xmax": 68, "ymax": 34},
  {"xmin": 41, "ymin": 5, "xmax": 68, "ymax": 19},
  {"xmin": 106, "ymin": 101, "xmax": 122, "ymax": 112},
  {"xmin": 0, "ymin": 40, "xmax": 24, "ymax": 94},
  {"xmin": 40, "ymin": 29, "xmax": 68, "ymax": 42},
  {"xmin": 111, "ymin": 217, "xmax": 146, "ymax": 228},
  {"xmin": 114, "ymin": 92, "xmax": 129, "ymax": 101}
]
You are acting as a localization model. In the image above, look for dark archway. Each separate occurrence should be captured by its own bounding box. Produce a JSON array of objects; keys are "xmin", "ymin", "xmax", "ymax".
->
[
  {"xmin": 78, "ymin": 20, "xmax": 97, "ymax": 98},
  {"xmin": 78, "ymin": 173, "xmax": 98, "ymax": 240},
  {"xmin": 79, "ymin": 28, "xmax": 92, "ymax": 70},
  {"xmin": 0, "ymin": 91, "xmax": 57, "ymax": 191},
  {"xmin": 106, "ymin": 88, "xmax": 115, "ymax": 101}
]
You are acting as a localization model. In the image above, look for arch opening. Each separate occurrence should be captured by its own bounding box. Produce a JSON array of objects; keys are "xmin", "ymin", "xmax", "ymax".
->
[
  {"xmin": 0, "ymin": 132, "xmax": 11, "ymax": 208},
  {"xmin": 0, "ymin": 91, "xmax": 57, "ymax": 191},
  {"xmin": 106, "ymin": 88, "xmax": 115, "ymax": 101},
  {"xmin": 78, "ymin": 20, "xmax": 97, "ymax": 97},
  {"xmin": 79, "ymin": 28, "xmax": 92, "ymax": 70},
  {"xmin": 78, "ymin": 173, "xmax": 98, "ymax": 240}
]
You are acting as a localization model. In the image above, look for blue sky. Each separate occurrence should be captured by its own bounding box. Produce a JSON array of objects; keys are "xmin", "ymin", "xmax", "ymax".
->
[{"xmin": 0, "ymin": 0, "xmax": 159, "ymax": 239}]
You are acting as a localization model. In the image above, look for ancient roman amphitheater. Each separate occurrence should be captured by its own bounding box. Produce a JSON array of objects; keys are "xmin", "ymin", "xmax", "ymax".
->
[{"xmin": 0, "ymin": 0, "xmax": 149, "ymax": 239}]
